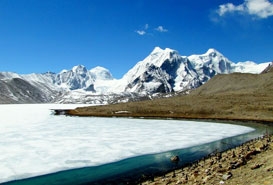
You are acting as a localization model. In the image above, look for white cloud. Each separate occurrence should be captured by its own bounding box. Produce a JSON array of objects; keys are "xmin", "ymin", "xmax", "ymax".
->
[
  {"xmin": 155, "ymin": 26, "xmax": 168, "ymax": 32},
  {"xmin": 135, "ymin": 24, "xmax": 168, "ymax": 36},
  {"xmin": 135, "ymin": 24, "xmax": 149, "ymax": 36},
  {"xmin": 136, "ymin": 30, "xmax": 146, "ymax": 35},
  {"xmin": 218, "ymin": 3, "xmax": 244, "ymax": 16},
  {"xmin": 217, "ymin": 0, "xmax": 273, "ymax": 18},
  {"xmin": 145, "ymin": 24, "xmax": 149, "ymax": 30}
]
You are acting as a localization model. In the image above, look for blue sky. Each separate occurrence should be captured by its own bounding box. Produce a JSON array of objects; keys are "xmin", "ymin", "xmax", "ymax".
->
[{"xmin": 0, "ymin": 0, "xmax": 272, "ymax": 78}]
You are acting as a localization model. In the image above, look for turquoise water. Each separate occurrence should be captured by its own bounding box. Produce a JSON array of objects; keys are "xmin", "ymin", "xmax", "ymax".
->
[{"xmin": 3, "ymin": 121, "xmax": 272, "ymax": 185}]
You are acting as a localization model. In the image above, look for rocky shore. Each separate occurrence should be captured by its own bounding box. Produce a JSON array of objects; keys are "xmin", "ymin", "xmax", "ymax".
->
[
  {"xmin": 61, "ymin": 70, "xmax": 273, "ymax": 184},
  {"xmin": 141, "ymin": 135, "xmax": 273, "ymax": 185}
]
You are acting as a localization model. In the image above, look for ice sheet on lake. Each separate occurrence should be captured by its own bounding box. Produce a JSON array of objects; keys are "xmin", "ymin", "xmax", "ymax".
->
[{"xmin": 0, "ymin": 104, "xmax": 254, "ymax": 183}]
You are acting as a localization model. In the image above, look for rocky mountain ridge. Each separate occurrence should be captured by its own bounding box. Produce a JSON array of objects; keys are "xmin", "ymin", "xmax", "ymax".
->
[{"xmin": 0, "ymin": 47, "xmax": 270, "ymax": 104}]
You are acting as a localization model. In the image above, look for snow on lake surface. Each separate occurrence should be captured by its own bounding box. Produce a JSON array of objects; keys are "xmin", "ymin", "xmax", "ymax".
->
[{"xmin": 0, "ymin": 104, "xmax": 254, "ymax": 183}]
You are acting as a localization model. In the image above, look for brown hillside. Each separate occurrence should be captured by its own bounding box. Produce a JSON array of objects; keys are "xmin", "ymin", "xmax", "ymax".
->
[
  {"xmin": 192, "ymin": 72, "xmax": 273, "ymax": 95},
  {"xmin": 67, "ymin": 71, "xmax": 273, "ymax": 122}
]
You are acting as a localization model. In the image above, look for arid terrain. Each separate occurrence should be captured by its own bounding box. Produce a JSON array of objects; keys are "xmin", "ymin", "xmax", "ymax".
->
[
  {"xmin": 65, "ymin": 69, "xmax": 273, "ymax": 184},
  {"xmin": 67, "ymin": 70, "xmax": 273, "ymax": 123}
]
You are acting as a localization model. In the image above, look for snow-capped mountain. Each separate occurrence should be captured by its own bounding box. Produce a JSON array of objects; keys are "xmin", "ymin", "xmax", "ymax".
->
[
  {"xmin": 55, "ymin": 65, "xmax": 95, "ymax": 91},
  {"xmin": 0, "ymin": 65, "xmax": 118, "ymax": 103},
  {"xmin": 121, "ymin": 47, "xmax": 198, "ymax": 93},
  {"xmin": 120, "ymin": 47, "xmax": 269, "ymax": 94},
  {"xmin": 90, "ymin": 66, "xmax": 113, "ymax": 81},
  {"xmin": 0, "ymin": 72, "xmax": 59, "ymax": 103},
  {"xmin": 188, "ymin": 48, "xmax": 232, "ymax": 86},
  {"xmin": 0, "ymin": 47, "xmax": 271, "ymax": 104},
  {"xmin": 232, "ymin": 61, "xmax": 270, "ymax": 74}
]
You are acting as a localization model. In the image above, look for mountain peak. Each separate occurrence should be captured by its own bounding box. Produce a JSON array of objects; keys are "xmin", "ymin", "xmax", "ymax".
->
[
  {"xmin": 90, "ymin": 66, "xmax": 113, "ymax": 80},
  {"xmin": 151, "ymin": 46, "xmax": 164, "ymax": 54},
  {"xmin": 151, "ymin": 47, "xmax": 176, "ymax": 54},
  {"xmin": 72, "ymin": 65, "xmax": 87, "ymax": 73},
  {"xmin": 91, "ymin": 66, "xmax": 108, "ymax": 71},
  {"xmin": 205, "ymin": 48, "xmax": 222, "ymax": 56}
]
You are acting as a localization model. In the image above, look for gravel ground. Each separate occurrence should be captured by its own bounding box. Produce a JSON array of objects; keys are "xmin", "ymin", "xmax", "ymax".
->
[{"xmin": 142, "ymin": 135, "xmax": 273, "ymax": 185}]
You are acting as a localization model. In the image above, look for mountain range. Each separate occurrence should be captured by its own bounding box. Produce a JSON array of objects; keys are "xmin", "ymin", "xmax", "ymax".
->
[
  {"xmin": 0, "ymin": 47, "xmax": 271, "ymax": 104},
  {"xmin": 67, "ymin": 62, "xmax": 273, "ymax": 122}
]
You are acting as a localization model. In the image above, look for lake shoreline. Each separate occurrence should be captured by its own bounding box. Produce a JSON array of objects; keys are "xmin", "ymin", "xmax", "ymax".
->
[
  {"xmin": 1, "ymin": 104, "xmax": 266, "ymax": 184},
  {"xmin": 141, "ymin": 134, "xmax": 273, "ymax": 185},
  {"xmin": 104, "ymin": 126, "xmax": 273, "ymax": 185},
  {"xmin": 3, "ymin": 121, "xmax": 271, "ymax": 185},
  {"xmin": 54, "ymin": 107, "xmax": 273, "ymax": 125},
  {"xmin": 54, "ymin": 106, "xmax": 273, "ymax": 184}
]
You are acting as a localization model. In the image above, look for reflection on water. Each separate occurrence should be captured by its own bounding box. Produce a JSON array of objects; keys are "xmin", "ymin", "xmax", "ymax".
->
[{"xmin": 3, "ymin": 121, "xmax": 272, "ymax": 185}]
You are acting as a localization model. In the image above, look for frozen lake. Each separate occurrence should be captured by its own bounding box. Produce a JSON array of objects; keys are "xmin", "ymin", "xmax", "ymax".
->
[{"xmin": 0, "ymin": 104, "xmax": 255, "ymax": 184}]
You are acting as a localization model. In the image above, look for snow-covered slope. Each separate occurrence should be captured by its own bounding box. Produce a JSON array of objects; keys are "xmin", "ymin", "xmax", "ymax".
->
[
  {"xmin": 261, "ymin": 62, "xmax": 273, "ymax": 73},
  {"xmin": 0, "ymin": 47, "xmax": 270, "ymax": 104},
  {"xmin": 188, "ymin": 49, "xmax": 233, "ymax": 74},
  {"xmin": 90, "ymin": 66, "xmax": 113, "ymax": 80},
  {"xmin": 231, "ymin": 61, "xmax": 271, "ymax": 74},
  {"xmin": 89, "ymin": 66, "xmax": 117, "ymax": 94},
  {"xmin": 121, "ymin": 47, "xmax": 269, "ymax": 94},
  {"xmin": 55, "ymin": 65, "xmax": 96, "ymax": 91},
  {"xmin": 54, "ymin": 65, "xmax": 117, "ymax": 93},
  {"xmin": 188, "ymin": 49, "xmax": 269, "ymax": 74},
  {"xmin": 0, "ymin": 72, "xmax": 61, "ymax": 103},
  {"xmin": 121, "ymin": 47, "xmax": 198, "ymax": 93}
]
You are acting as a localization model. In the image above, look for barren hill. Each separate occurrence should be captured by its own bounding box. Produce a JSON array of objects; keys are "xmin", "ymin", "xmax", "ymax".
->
[
  {"xmin": 68, "ymin": 71, "xmax": 273, "ymax": 122},
  {"xmin": 192, "ymin": 72, "xmax": 273, "ymax": 95}
]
